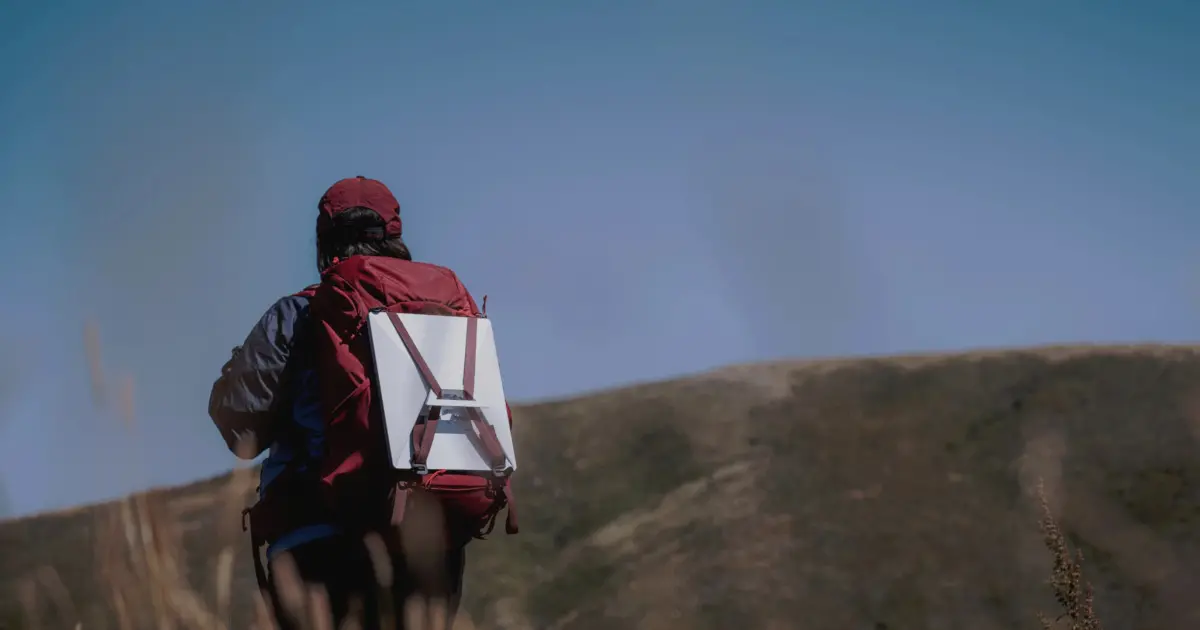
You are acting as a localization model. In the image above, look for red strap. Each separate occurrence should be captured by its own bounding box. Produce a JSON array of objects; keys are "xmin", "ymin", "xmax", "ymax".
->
[
  {"xmin": 387, "ymin": 312, "xmax": 443, "ymax": 398},
  {"xmin": 476, "ymin": 481, "xmax": 519, "ymax": 538},
  {"xmin": 466, "ymin": 408, "xmax": 508, "ymax": 470},
  {"xmin": 412, "ymin": 415, "xmax": 439, "ymax": 467},
  {"xmin": 460, "ymin": 317, "xmax": 506, "ymax": 470},
  {"xmin": 389, "ymin": 312, "xmax": 443, "ymax": 468},
  {"xmin": 388, "ymin": 313, "xmax": 507, "ymax": 473},
  {"xmin": 504, "ymin": 484, "xmax": 518, "ymax": 534},
  {"xmin": 292, "ymin": 283, "xmax": 320, "ymax": 298}
]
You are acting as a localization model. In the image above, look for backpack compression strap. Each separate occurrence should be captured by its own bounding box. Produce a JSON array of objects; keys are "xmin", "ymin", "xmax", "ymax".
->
[{"xmin": 385, "ymin": 313, "xmax": 509, "ymax": 473}]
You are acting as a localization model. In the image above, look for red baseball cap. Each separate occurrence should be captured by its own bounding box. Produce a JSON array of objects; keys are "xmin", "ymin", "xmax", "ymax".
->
[{"xmin": 316, "ymin": 175, "xmax": 403, "ymax": 237}]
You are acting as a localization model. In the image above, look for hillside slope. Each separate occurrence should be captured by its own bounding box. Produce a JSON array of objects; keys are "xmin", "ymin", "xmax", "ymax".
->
[{"xmin": 3, "ymin": 345, "xmax": 1200, "ymax": 629}]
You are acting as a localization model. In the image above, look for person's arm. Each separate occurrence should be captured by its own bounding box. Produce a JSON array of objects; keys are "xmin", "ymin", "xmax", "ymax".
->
[{"xmin": 208, "ymin": 295, "xmax": 307, "ymax": 459}]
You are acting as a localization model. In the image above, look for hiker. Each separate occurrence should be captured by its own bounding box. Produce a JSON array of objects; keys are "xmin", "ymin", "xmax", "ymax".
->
[{"xmin": 209, "ymin": 176, "xmax": 515, "ymax": 630}]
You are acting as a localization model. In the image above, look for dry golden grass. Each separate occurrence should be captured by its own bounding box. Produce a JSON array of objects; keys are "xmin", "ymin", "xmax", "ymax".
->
[
  {"xmin": 5, "ymin": 341, "xmax": 1200, "ymax": 628},
  {"xmin": 5, "ymin": 322, "xmax": 480, "ymax": 630},
  {"xmin": 11, "ymin": 322, "xmax": 269, "ymax": 630},
  {"xmin": 7, "ymin": 470, "xmax": 484, "ymax": 630}
]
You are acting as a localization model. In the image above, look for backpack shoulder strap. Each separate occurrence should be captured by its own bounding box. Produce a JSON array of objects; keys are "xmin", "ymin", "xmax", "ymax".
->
[{"xmin": 293, "ymin": 283, "xmax": 321, "ymax": 299}]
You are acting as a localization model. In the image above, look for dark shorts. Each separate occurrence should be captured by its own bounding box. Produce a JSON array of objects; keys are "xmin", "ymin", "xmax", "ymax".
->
[{"xmin": 266, "ymin": 533, "xmax": 467, "ymax": 630}]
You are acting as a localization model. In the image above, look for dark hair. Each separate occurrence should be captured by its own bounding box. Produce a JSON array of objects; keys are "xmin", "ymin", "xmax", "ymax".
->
[{"xmin": 316, "ymin": 206, "xmax": 412, "ymax": 272}]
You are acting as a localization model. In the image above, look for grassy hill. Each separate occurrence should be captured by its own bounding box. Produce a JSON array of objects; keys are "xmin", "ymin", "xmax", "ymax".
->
[{"xmin": 3, "ymin": 344, "xmax": 1200, "ymax": 629}]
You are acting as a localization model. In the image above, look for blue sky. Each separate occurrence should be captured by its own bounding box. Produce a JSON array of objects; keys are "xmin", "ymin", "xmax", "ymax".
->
[{"xmin": 0, "ymin": 0, "xmax": 1197, "ymax": 517}]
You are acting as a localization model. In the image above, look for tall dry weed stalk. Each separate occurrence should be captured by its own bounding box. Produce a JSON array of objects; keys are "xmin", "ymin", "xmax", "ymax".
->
[
  {"xmin": 1035, "ymin": 480, "xmax": 1103, "ymax": 630},
  {"xmin": 17, "ymin": 321, "xmax": 466, "ymax": 630},
  {"xmin": 83, "ymin": 321, "xmax": 270, "ymax": 630},
  {"xmin": 16, "ymin": 323, "xmax": 276, "ymax": 630}
]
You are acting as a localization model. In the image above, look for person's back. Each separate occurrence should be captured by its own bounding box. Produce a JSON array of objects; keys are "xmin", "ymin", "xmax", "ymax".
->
[
  {"xmin": 210, "ymin": 176, "xmax": 511, "ymax": 630},
  {"xmin": 308, "ymin": 179, "xmax": 516, "ymax": 626}
]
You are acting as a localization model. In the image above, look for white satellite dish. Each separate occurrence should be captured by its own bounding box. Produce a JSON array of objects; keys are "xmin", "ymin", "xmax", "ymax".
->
[{"xmin": 366, "ymin": 311, "xmax": 517, "ymax": 475}]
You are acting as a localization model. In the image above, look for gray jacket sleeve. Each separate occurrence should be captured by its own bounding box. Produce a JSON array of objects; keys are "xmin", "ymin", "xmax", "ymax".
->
[{"xmin": 208, "ymin": 295, "xmax": 308, "ymax": 459}]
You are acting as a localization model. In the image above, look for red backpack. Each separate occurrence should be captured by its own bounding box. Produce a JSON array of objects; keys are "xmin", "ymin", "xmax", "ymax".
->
[{"xmin": 309, "ymin": 255, "xmax": 517, "ymax": 542}]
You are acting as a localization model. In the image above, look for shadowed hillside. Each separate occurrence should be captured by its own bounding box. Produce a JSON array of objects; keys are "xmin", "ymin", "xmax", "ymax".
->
[{"xmin": 3, "ymin": 345, "xmax": 1200, "ymax": 629}]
